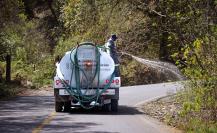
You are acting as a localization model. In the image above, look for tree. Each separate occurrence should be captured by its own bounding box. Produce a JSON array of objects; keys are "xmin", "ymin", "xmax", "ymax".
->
[{"xmin": 0, "ymin": 0, "xmax": 25, "ymax": 82}]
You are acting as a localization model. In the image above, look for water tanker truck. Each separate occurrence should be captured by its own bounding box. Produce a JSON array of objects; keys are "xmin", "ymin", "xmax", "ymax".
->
[{"xmin": 53, "ymin": 42, "xmax": 120, "ymax": 112}]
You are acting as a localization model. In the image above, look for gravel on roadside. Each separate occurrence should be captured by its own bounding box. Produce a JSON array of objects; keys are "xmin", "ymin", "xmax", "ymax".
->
[
  {"xmin": 142, "ymin": 95, "xmax": 183, "ymax": 128},
  {"xmin": 18, "ymin": 85, "xmax": 53, "ymax": 96}
]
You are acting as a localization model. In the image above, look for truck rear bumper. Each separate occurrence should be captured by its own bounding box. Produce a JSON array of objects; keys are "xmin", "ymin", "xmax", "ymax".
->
[{"xmin": 54, "ymin": 88, "xmax": 119, "ymax": 103}]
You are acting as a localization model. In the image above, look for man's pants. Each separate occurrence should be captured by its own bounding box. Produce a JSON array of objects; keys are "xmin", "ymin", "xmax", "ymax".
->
[{"xmin": 114, "ymin": 65, "xmax": 120, "ymax": 77}]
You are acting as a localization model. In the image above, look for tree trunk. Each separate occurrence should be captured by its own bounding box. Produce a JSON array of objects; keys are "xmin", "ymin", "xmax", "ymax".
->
[
  {"xmin": 0, "ymin": 69, "xmax": 2, "ymax": 83},
  {"xmin": 159, "ymin": 0, "xmax": 169, "ymax": 61},
  {"xmin": 47, "ymin": 0, "xmax": 58, "ymax": 24},
  {"xmin": 6, "ymin": 54, "xmax": 11, "ymax": 82},
  {"xmin": 159, "ymin": 31, "xmax": 169, "ymax": 61},
  {"xmin": 22, "ymin": 0, "xmax": 34, "ymax": 19}
]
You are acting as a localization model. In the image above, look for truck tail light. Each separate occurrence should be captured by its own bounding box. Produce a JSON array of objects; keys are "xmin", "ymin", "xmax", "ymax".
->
[
  {"xmin": 55, "ymin": 80, "xmax": 69, "ymax": 85},
  {"xmin": 115, "ymin": 79, "xmax": 119, "ymax": 84},
  {"xmin": 56, "ymin": 80, "xmax": 61, "ymax": 85},
  {"xmin": 84, "ymin": 60, "xmax": 93, "ymax": 67}
]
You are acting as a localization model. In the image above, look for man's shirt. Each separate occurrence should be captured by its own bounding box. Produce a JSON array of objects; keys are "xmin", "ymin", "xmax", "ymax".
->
[{"xmin": 105, "ymin": 39, "xmax": 119, "ymax": 64}]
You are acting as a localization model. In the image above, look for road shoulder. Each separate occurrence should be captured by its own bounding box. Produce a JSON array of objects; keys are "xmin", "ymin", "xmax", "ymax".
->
[{"xmin": 138, "ymin": 95, "xmax": 183, "ymax": 133}]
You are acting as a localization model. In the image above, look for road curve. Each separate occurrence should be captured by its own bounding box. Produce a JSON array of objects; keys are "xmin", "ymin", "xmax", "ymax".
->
[{"xmin": 0, "ymin": 82, "xmax": 183, "ymax": 133}]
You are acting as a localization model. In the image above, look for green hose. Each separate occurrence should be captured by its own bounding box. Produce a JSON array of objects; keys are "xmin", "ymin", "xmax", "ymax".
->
[{"xmin": 60, "ymin": 43, "xmax": 115, "ymax": 109}]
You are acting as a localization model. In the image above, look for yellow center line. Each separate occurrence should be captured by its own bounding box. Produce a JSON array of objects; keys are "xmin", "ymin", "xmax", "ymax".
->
[{"xmin": 32, "ymin": 112, "xmax": 56, "ymax": 133}]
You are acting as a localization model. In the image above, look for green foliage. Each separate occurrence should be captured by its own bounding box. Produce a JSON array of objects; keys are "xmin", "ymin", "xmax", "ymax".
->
[
  {"xmin": 54, "ymin": 37, "xmax": 81, "ymax": 57},
  {"xmin": 0, "ymin": 0, "xmax": 56, "ymax": 89},
  {"xmin": 184, "ymin": 118, "xmax": 217, "ymax": 133},
  {"xmin": 31, "ymin": 56, "xmax": 54, "ymax": 87},
  {"xmin": 177, "ymin": 37, "xmax": 217, "ymax": 131}
]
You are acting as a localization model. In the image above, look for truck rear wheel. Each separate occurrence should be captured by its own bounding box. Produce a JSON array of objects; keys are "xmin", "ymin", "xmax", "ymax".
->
[
  {"xmin": 111, "ymin": 99, "xmax": 118, "ymax": 112},
  {"xmin": 64, "ymin": 101, "xmax": 71, "ymax": 112},
  {"xmin": 102, "ymin": 104, "xmax": 111, "ymax": 112},
  {"xmin": 55, "ymin": 101, "xmax": 63, "ymax": 112}
]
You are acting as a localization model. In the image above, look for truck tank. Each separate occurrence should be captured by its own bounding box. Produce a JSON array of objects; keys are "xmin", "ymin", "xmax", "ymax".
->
[{"xmin": 56, "ymin": 43, "xmax": 115, "ymax": 88}]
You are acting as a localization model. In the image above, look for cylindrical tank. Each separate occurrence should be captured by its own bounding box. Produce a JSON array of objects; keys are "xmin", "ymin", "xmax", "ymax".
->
[{"xmin": 56, "ymin": 44, "xmax": 115, "ymax": 88}]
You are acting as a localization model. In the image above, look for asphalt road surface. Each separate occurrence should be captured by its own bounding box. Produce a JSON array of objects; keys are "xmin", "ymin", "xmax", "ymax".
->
[{"xmin": 0, "ymin": 82, "xmax": 183, "ymax": 133}]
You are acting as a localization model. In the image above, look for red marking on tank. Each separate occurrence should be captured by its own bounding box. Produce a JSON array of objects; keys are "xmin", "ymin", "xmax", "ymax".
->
[
  {"xmin": 105, "ymin": 79, "xmax": 118, "ymax": 84},
  {"xmin": 56, "ymin": 80, "xmax": 60, "ymax": 85}
]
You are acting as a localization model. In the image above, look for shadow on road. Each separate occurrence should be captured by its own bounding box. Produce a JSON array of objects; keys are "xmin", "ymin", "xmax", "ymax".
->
[
  {"xmin": 0, "ymin": 96, "xmax": 54, "ymax": 133},
  {"xmin": 0, "ymin": 96, "xmax": 143, "ymax": 116},
  {"xmin": 69, "ymin": 105, "xmax": 144, "ymax": 115},
  {"xmin": 0, "ymin": 96, "xmax": 143, "ymax": 133}
]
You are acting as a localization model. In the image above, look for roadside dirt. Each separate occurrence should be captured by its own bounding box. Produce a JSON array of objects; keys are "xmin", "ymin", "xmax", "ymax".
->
[
  {"xmin": 142, "ymin": 95, "xmax": 182, "ymax": 128},
  {"xmin": 18, "ymin": 85, "xmax": 53, "ymax": 96}
]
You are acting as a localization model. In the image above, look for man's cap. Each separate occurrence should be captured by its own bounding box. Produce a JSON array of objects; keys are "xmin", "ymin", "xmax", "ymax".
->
[{"xmin": 111, "ymin": 34, "xmax": 117, "ymax": 39}]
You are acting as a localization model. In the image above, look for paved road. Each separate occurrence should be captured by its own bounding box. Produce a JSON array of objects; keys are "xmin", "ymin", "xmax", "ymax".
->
[{"xmin": 0, "ymin": 82, "xmax": 183, "ymax": 133}]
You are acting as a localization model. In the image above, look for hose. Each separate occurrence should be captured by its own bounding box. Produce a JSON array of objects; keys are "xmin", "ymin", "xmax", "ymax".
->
[{"xmin": 60, "ymin": 43, "xmax": 115, "ymax": 109}]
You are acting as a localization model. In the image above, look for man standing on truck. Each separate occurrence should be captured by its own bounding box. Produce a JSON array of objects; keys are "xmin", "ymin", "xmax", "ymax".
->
[{"xmin": 105, "ymin": 34, "xmax": 120, "ymax": 77}]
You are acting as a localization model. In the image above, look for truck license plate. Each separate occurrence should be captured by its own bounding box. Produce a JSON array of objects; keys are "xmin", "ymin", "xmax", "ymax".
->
[{"xmin": 59, "ymin": 89, "xmax": 69, "ymax": 95}]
